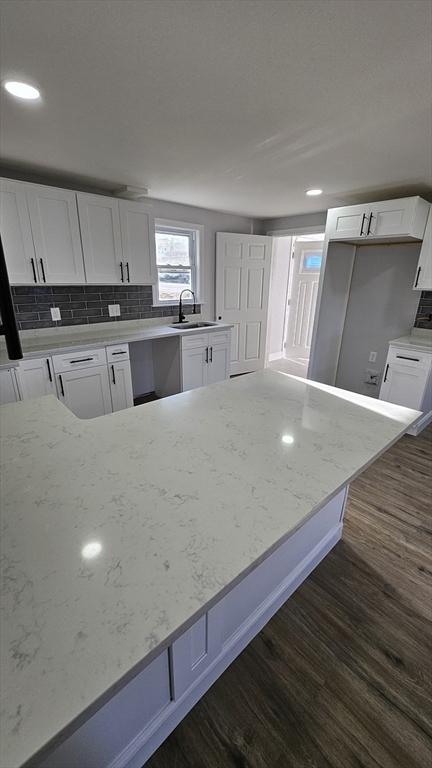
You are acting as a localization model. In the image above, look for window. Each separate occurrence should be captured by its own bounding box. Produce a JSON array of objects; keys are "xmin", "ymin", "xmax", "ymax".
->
[{"xmin": 154, "ymin": 225, "xmax": 197, "ymax": 303}]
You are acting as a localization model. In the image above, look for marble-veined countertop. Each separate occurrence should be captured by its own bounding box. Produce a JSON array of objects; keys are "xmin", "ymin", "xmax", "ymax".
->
[
  {"xmin": 0, "ymin": 370, "xmax": 420, "ymax": 767},
  {"xmin": 0, "ymin": 319, "xmax": 233, "ymax": 368}
]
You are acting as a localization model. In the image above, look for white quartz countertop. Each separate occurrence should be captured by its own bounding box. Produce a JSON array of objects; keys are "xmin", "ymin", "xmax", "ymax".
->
[
  {"xmin": 389, "ymin": 332, "xmax": 432, "ymax": 353},
  {"xmin": 0, "ymin": 320, "xmax": 233, "ymax": 368},
  {"xmin": 0, "ymin": 371, "xmax": 421, "ymax": 767}
]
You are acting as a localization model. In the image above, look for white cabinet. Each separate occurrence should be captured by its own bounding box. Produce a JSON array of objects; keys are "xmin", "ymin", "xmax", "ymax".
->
[
  {"xmin": 18, "ymin": 357, "xmax": 56, "ymax": 399},
  {"xmin": 0, "ymin": 367, "xmax": 21, "ymax": 405},
  {"xmin": 57, "ymin": 365, "xmax": 112, "ymax": 419},
  {"xmin": 0, "ymin": 179, "xmax": 38, "ymax": 284},
  {"xmin": 327, "ymin": 196, "xmax": 429, "ymax": 243},
  {"xmin": 119, "ymin": 199, "xmax": 157, "ymax": 284},
  {"xmin": 379, "ymin": 344, "xmax": 432, "ymax": 434},
  {"xmin": 413, "ymin": 207, "xmax": 432, "ymax": 291},
  {"xmin": 181, "ymin": 330, "xmax": 231, "ymax": 392},
  {"xmin": 107, "ymin": 345, "xmax": 134, "ymax": 412},
  {"xmin": 77, "ymin": 193, "xmax": 123, "ymax": 284},
  {"xmin": 26, "ymin": 184, "xmax": 85, "ymax": 284}
]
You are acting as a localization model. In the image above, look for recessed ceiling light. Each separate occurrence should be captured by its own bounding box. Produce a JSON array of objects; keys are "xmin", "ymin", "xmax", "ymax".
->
[
  {"xmin": 81, "ymin": 540, "xmax": 103, "ymax": 559},
  {"xmin": 3, "ymin": 80, "xmax": 40, "ymax": 100},
  {"xmin": 306, "ymin": 188, "xmax": 323, "ymax": 197}
]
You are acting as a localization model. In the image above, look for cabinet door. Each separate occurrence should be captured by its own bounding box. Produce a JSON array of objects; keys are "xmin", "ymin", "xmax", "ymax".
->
[
  {"xmin": 0, "ymin": 368, "xmax": 21, "ymax": 405},
  {"xmin": 77, "ymin": 193, "xmax": 123, "ymax": 284},
  {"xmin": 57, "ymin": 365, "xmax": 112, "ymax": 419},
  {"xmin": 18, "ymin": 357, "xmax": 56, "ymax": 399},
  {"xmin": 0, "ymin": 179, "xmax": 39, "ymax": 284},
  {"xmin": 380, "ymin": 356, "xmax": 430, "ymax": 410},
  {"xmin": 414, "ymin": 207, "xmax": 432, "ymax": 291},
  {"xmin": 181, "ymin": 346, "xmax": 208, "ymax": 391},
  {"xmin": 26, "ymin": 185, "xmax": 85, "ymax": 284},
  {"xmin": 326, "ymin": 204, "xmax": 370, "ymax": 240},
  {"xmin": 109, "ymin": 360, "xmax": 134, "ymax": 412},
  {"xmin": 207, "ymin": 342, "xmax": 230, "ymax": 385},
  {"xmin": 119, "ymin": 200, "xmax": 157, "ymax": 284},
  {"xmin": 369, "ymin": 197, "xmax": 424, "ymax": 239}
]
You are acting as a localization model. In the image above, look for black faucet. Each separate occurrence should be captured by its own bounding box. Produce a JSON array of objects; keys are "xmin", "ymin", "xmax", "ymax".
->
[{"xmin": 178, "ymin": 289, "xmax": 196, "ymax": 323}]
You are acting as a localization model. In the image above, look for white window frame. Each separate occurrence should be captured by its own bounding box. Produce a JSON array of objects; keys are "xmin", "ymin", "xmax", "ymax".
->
[{"xmin": 152, "ymin": 219, "xmax": 204, "ymax": 306}]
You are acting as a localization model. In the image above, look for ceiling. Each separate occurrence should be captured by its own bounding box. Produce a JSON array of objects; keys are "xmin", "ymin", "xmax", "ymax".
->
[{"xmin": 0, "ymin": 0, "xmax": 431, "ymax": 218}]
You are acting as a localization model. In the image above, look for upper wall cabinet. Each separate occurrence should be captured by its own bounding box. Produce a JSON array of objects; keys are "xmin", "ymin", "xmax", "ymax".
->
[
  {"xmin": 326, "ymin": 196, "xmax": 430, "ymax": 244},
  {"xmin": 413, "ymin": 206, "xmax": 432, "ymax": 291},
  {"xmin": 77, "ymin": 193, "xmax": 123, "ymax": 284},
  {"xmin": 26, "ymin": 184, "xmax": 86, "ymax": 283},
  {"xmin": 119, "ymin": 200, "xmax": 157, "ymax": 284},
  {"xmin": 0, "ymin": 179, "xmax": 37, "ymax": 283},
  {"xmin": 77, "ymin": 194, "xmax": 157, "ymax": 285}
]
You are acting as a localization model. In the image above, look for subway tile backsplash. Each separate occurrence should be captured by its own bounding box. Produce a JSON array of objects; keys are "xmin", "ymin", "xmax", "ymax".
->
[
  {"xmin": 12, "ymin": 285, "xmax": 201, "ymax": 331},
  {"xmin": 414, "ymin": 291, "xmax": 432, "ymax": 329}
]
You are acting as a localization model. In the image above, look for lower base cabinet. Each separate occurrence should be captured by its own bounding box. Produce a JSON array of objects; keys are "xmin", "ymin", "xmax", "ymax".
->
[
  {"xmin": 181, "ymin": 330, "xmax": 231, "ymax": 391},
  {"xmin": 57, "ymin": 365, "xmax": 113, "ymax": 419},
  {"xmin": 0, "ymin": 367, "xmax": 21, "ymax": 405},
  {"xmin": 109, "ymin": 360, "xmax": 134, "ymax": 412},
  {"xmin": 38, "ymin": 487, "xmax": 347, "ymax": 768},
  {"xmin": 18, "ymin": 356, "xmax": 56, "ymax": 399},
  {"xmin": 379, "ymin": 343, "xmax": 432, "ymax": 434}
]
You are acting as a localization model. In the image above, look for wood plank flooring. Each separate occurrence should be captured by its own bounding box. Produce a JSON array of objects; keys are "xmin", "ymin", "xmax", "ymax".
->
[{"xmin": 146, "ymin": 427, "xmax": 432, "ymax": 768}]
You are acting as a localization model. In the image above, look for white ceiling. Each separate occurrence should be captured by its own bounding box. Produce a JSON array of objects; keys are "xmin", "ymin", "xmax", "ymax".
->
[{"xmin": 0, "ymin": 0, "xmax": 431, "ymax": 218}]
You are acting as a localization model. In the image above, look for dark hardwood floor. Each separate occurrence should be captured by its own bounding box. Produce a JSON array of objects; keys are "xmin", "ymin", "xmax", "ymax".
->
[{"xmin": 147, "ymin": 427, "xmax": 432, "ymax": 768}]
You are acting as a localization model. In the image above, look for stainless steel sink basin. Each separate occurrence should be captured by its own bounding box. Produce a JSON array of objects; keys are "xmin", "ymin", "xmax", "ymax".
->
[{"xmin": 170, "ymin": 321, "xmax": 218, "ymax": 329}]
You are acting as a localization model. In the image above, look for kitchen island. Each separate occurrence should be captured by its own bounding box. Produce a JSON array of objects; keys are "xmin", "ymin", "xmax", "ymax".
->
[{"xmin": 0, "ymin": 370, "xmax": 420, "ymax": 768}]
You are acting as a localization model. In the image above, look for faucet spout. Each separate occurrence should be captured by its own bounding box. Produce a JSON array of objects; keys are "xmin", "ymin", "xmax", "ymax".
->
[{"xmin": 178, "ymin": 289, "xmax": 196, "ymax": 323}]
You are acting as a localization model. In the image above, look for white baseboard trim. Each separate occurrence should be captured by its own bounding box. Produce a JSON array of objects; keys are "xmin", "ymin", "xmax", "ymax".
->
[
  {"xmin": 407, "ymin": 409, "xmax": 432, "ymax": 436},
  {"xmin": 110, "ymin": 523, "xmax": 342, "ymax": 768}
]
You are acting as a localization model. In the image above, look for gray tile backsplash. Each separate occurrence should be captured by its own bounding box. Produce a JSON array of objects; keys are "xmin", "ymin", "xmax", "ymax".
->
[
  {"xmin": 12, "ymin": 285, "xmax": 200, "ymax": 330},
  {"xmin": 414, "ymin": 291, "xmax": 432, "ymax": 329}
]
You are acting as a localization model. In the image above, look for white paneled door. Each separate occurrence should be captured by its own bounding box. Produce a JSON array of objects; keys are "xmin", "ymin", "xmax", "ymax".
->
[
  {"xmin": 216, "ymin": 233, "xmax": 272, "ymax": 375},
  {"xmin": 285, "ymin": 240, "xmax": 322, "ymax": 361}
]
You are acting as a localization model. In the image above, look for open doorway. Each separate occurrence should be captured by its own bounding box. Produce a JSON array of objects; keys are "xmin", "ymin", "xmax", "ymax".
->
[{"xmin": 266, "ymin": 232, "xmax": 325, "ymax": 377}]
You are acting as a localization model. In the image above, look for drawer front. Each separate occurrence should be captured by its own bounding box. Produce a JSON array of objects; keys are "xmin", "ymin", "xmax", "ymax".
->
[
  {"xmin": 209, "ymin": 330, "xmax": 231, "ymax": 347},
  {"xmin": 181, "ymin": 333, "xmax": 208, "ymax": 350},
  {"xmin": 52, "ymin": 347, "xmax": 107, "ymax": 373},
  {"xmin": 106, "ymin": 342, "xmax": 130, "ymax": 362},
  {"xmin": 388, "ymin": 346, "xmax": 432, "ymax": 371},
  {"xmin": 39, "ymin": 650, "xmax": 171, "ymax": 768}
]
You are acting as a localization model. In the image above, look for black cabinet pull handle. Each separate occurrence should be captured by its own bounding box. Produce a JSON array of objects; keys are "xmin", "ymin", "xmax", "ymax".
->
[
  {"xmin": 46, "ymin": 358, "xmax": 52, "ymax": 382},
  {"xmin": 58, "ymin": 374, "xmax": 65, "ymax": 396},
  {"xmin": 111, "ymin": 364, "xmax": 116, "ymax": 384},
  {"xmin": 111, "ymin": 350, "xmax": 126, "ymax": 355},
  {"xmin": 70, "ymin": 357, "xmax": 93, "ymax": 364},
  {"xmin": 414, "ymin": 266, "xmax": 421, "ymax": 288},
  {"xmin": 396, "ymin": 355, "xmax": 420, "ymax": 362},
  {"xmin": 39, "ymin": 258, "xmax": 46, "ymax": 283},
  {"xmin": 383, "ymin": 364, "xmax": 389, "ymax": 383},
  {"xmin": 120, "ymin": 262, "xmax": 124, "ymax": 282},
  {"xmin": 31, "ymin": 258, "xmax": 37, "ymax": 283},
  {"xmin": 205, "ymin": 346, "xmax": 209, "ymax": 363},
  {"xmin": 367, "ymin": 213, "xmax": 374, "ymax": 235},
  {"xmin": 209, "ymin": 346, "xmax": 213, "ymax": 363},
  {"xmin": 360, "ymin": 213, "xmax": 367, "ymax": 236},
  {"xmin": 218, "ymin": 316, "xmax": 222, "ymax": 320},
  {"xmin": 126, "ymin": 262, "xmax": 130, "ymax": 283}
]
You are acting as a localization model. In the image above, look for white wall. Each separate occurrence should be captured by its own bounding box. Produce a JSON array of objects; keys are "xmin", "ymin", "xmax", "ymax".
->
[
  {"xmin": 335, "ymin": 242, "xmax": 421, "ymax": 397},
  {"xmin": 261, "ymin": 211, "xmax": 327, "ymax": 234},
  {"xmin": 266, "ymin": 237, "xmax": 292, "ymax": 360}
]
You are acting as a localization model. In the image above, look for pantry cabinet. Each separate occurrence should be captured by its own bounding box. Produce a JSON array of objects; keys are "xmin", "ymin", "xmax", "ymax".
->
[
  {"xmin": 18, "ymin": 356, "xmax": 56, "ymax": 399},
  {"xmin": 326, "ymin": 196, "xmax": 430, "ymax": 244},
  {"xmin": 0, "ymin": 367, "xmax": 21, "ymax": 405},
  {"xmin": 26, "ymin": 184, "xmax": 85, "ymax": 283},
  {"xmin": 181, "ymin": 330, "xmax": 231, "ymax": 391},
  {"xmin": 0, "ymin": 179, "xmax": 37, "ymax": 284},
  {"xmin": 413, "ymin": 207, "xmax": 432, "ymax": 291}
]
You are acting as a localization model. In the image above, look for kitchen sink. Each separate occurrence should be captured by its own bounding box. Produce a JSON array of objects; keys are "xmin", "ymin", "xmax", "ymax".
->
[{"xmin": 170, "ymin": 321, "xmax": 218, "ymax": 329}]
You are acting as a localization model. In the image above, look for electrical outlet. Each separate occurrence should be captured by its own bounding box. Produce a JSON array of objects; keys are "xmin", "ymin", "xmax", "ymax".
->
[
  {"xmin": 50, "ymin": 307, "xmax": 61, "ymax": 321},
  {"xmin": 364, "ymin": 368, "xmax": 379, "ymax": 386},
  {"xmin": 368, "ymin": 351, "xmax": 377, "ymax": 363},
  {"xmin": 108, "ymin": 304, "xmax": 121, "ymax": 317}
]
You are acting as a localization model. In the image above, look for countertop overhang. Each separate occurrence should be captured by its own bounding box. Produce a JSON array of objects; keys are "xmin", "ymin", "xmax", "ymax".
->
[{"xmin": 0, "ymin": 370, "xmax": 421, "ymax": 767}]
